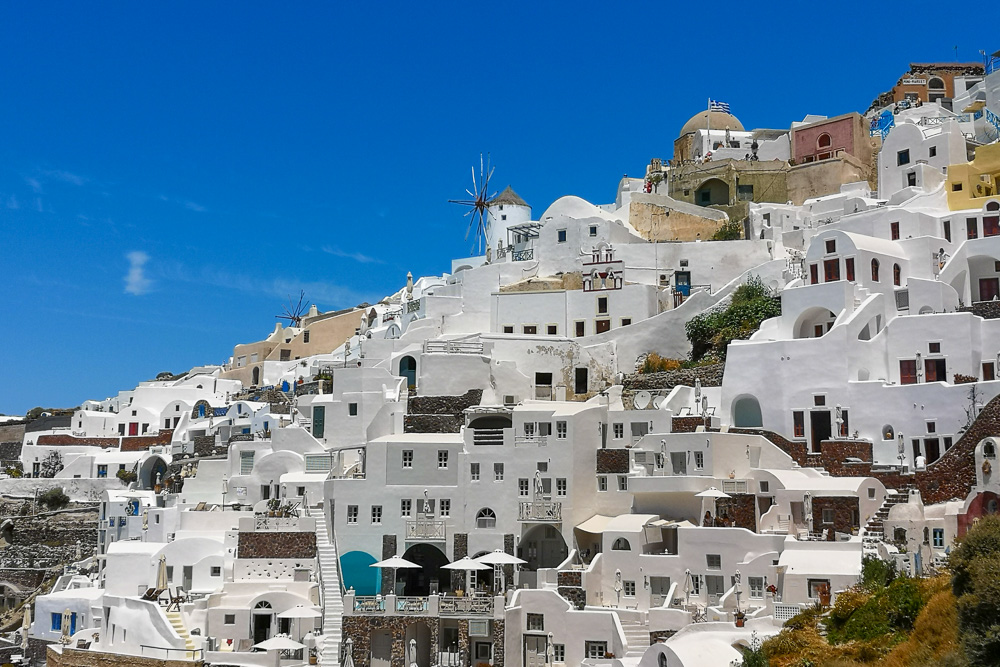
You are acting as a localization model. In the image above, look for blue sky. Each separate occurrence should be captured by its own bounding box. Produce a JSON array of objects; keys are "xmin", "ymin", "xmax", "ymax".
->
[{"xmin": 0, "ymin": 2, "xmax": 994, "ymax": 414}]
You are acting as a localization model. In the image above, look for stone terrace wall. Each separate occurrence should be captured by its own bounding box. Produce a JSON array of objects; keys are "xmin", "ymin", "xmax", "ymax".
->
[
  {"xmin": 623, "ymin": 364, "xmax": 725, "ymax": 391},
  {"xmin": 812, "ymin": 497, "xmax": 860, "ymax": 535},
  {"xmin": 715, "ymin": 494, "xmax": 756, "ymax": 531},
  {"xmin": 405, "ymin": 389, "xmax": 483, "ymax": 434},
  {"xmin": 47, "ymin": 647, "xmax": 203, "ymax": 667},
  {"xmin": 237, "ymin": 531, "xmax": 316, "ymax": 558},
  {"xmin": 596, "ymin": 449, "xmax": 629, "ymax": 474}
]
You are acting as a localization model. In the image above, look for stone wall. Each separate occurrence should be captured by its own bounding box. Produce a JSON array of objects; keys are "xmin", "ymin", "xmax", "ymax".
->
[
  {"xmin": 624, "ymin": 364, "xmax": 725, "ymax": 390},
  {"xmin": 237, "ymin": 531, "xmax": 316, "ymax": 558},
  {"xmin": 408, "ymin": 390, "xmax": 483, "ymax": 415},
  {"xmin": 0, "ymin": 568, "xmax": 47, "ymax": 591},
  {"xmin": 557, "ymin": 586, "xmax": 587, "ymax": 610},
  {"xmin": 452, "ymin": 533, "xmax": 468, "ymax": 591},
  {"xmin": 714, "ymin": 494, "xmax": 756, "ymax": 531},
  {"xmin": 192, "ymin": 436, "xmax": 217, "ymax": 457},
  {"xmin": 812, "ymin": 496, "xmax": 860, "ymax": 535},
  {"xmin": 0, "ymin": 441, "xmax": 21, "ymax": 465},
  {"xmin": 381, "ymin": 534, "xmax": 397, "ymax": 595},
  {"xmin": 3, "ymin": 507, "xmax": 99, "ymax": 568},
  {"xmin": 47, "ymin": 647, "xmax": 202, "ymax": 667},
  {"xmin": 492, "ymin": 618, "xmax": 505, "ymax": 667},
  {"xmin": 596, "ymin": 449, "xmax": 629, "ymax": 474},
  {"xmin": 671, "ymin": 417, "xmax": 705, "ymax": 433},
  {"xmin": 403, "ymin": 415, "xmax": 463, "ymax": 434},
  {"xmin": 557, "ymin": 571, "xmax": 581, "ymax": 587},
  {"xmin": 960, "ymin": 302, "xmax": 1000, "ymax": 320}
]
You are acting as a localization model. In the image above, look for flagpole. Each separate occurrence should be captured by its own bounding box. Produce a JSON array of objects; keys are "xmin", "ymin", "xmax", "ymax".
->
[{"xmin": 706, "ymin": 97, "xmax": 711, "ymax": 158}]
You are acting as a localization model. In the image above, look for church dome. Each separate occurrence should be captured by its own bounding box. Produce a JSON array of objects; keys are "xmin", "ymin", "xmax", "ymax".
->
[{"xmin": 679, "ymin": 110, "xmax": 744, "ymax": 137}]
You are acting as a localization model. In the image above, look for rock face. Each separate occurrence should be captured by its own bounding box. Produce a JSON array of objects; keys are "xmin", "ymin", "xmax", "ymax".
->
[
  {"xmin": 404, "ymin": 389, "xmax": 483, "ymax": 434},
  {"xmin": 623, "ymin": 364, "xmax": 725, "ymax": 391}
]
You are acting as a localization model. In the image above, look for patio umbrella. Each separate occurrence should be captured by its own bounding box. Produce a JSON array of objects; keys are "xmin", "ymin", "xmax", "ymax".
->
[
  {"xmin": 695, "ymin": 487, "xmax": 730, "ymax": 524},
  {"xmin": 277, "ymin": 605, "xmax": 322, "ymax": 641},
  {"xmin": 21, "ymin": 604, "xmax": 30, "ymax": 651},
  {"xmin": 370, "ymin": 555, "xmax": 421, "ymax": 594},
  {"xmin": 475, "ymin": 551, "xmax": 526, "ymax": 592},
  {"xmin": 156, "ymin": 554, "xmax": 168, "ymax": 591},
  {"xmin": 61, "ymin": 608, "xmax": 72, "ymax": 644},
  {"xmin": 253, "ymin": 636, "xmax": 307, "ymax": 651},
  {"xmin": 343, "ymin": 637, "xmax": 355, "ymax": 667},
  {"xmin": 443, "ymin": 556, "xmax": 490, "ymax": 594},
  {"xmin": 683, "ymin": 569, "xmax": 693, "ymax": 607}
]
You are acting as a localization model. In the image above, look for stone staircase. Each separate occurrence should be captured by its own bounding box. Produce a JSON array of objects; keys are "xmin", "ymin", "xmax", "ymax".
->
[
  {"xmin": 316, "ymin": 509, "xmax": 344, "ymax": 667},
  {"xmin": 165, "ymin": 609, "xmax": 196, "ymax": 655},
  {"xmin": 862, "ymin": 487, "xmax": 911, "ymax": 555},
  {"xmin": 622, "ymin": 621, "xmax": 650, "ymax": 658}
]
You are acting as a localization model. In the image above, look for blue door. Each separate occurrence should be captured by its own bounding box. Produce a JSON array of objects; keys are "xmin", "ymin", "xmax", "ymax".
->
[{"xmin": 675, "ymin": 271, "xmax": 691, "ymax": 296}]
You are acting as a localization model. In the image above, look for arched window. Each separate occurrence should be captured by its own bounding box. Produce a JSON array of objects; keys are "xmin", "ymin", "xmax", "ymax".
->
[
  {"xmin": 928, "ymin": 77, "xmax": 945, "ymax": 102},
  {"xmin": 984, "ymin": 441, "xmax": 996, "ymax": 458},
  {"xmin": 893, "ymin": 264, "xmax": 901, "ymax": 287},
  {"xmin": 476, "ymin": 508, "xmax": 496, "ymax": 529},
  {"xmin": 987, "ymin": 201, "xmax": 1000, "ymax": 212},
  {"xmin": 882, "ymin": 425, "xmax": 895, "ymax": 440},
  {"xmin": 871, "ymin": 259, "xmax": 880, "ymax": 282},
  {"xmin": 254, "ymin": 601, "xmax": 272, "ymax": 609},
  {"xmin": 817, "ymin": 133, "xmax": 832, "ymax": 149},
  {"xmin": 659, "ymin": 653, "xmax": 668, "ymax": 667},
  {"xmin": 612, "ymin": 538, "xmax": 631, "ymax": 551}
]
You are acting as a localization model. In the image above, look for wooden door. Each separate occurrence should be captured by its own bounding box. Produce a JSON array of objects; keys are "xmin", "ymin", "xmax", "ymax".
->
[{"xmin": 524, "ymin": 635, "xmax": 547, "ymax": 667}]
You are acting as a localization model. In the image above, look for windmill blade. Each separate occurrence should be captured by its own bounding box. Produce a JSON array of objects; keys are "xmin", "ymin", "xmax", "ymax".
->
[
  {"xmin": 466, "ymin": 188, "xmax": 476, "ymax": 198},
  {"xmin": 471, "ymin": 165, "xmax": 478, "ymax": 199}
]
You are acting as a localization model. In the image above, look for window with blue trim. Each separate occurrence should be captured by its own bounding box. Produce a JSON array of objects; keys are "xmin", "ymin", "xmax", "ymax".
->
[{"xmin": 51, "ymin": 613, "xmax": 61, "ymax": 631}]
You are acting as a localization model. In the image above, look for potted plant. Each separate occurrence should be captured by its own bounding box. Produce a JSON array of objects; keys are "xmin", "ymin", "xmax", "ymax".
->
[
  {"xmin": 734, "ymin": 610, "xmax": 746, "ymax": 627},
  {"xmin": 266, "ymin": 497, "xmax": 281, "ymax": 517},
  {"xmin": 766, "ymin": 583, "xmax": 779, "ymax": 601}
]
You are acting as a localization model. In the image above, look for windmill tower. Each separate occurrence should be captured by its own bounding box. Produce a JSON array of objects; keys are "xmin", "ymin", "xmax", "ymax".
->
[{"xmin": 486, "ymin": 186, "xmax": 531, "ymax": 253}]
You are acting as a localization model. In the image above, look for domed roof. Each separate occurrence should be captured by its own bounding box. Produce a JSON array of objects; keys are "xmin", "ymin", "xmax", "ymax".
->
[{"xmin": 679, "ymin": 110, "xmax": 744, "ymax": 137}]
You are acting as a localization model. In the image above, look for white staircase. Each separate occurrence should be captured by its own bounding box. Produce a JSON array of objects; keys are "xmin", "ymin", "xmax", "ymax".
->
[
  {"xmin": 165, "ymin": 609, "xmax": 197, "ymax": 655},
  {"xmin": 622, "ymin": 621, "xmax": 650, "ymax": 658},
  {"xmin": 316, "ymin": 509, "xmax": 344, "ymax": 667}
]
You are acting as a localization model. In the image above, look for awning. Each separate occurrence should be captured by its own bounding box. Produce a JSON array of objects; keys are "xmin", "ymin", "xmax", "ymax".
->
[
  {"xmin": 778, "ymin": 548, "xmax": 861, "ymax": 577},
  {"xmin": 575, "ymin": 515, "xmax": 614, "ymax": 534}
]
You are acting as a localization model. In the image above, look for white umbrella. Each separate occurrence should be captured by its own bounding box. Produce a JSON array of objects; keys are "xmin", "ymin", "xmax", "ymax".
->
[
  {"xmin": 475, "ymin": 551, "xmax": 526, "ymax": 592},
  {"xmin": 683, "ymin": 569, "xmax": 693, "ymax": 607},
  {"xmin": 61, "ymin": 608, "xmax": 72, "ymax": 643},
  {"xmin": 343, "ymin": 637, "xmax": 355, "ymax": 667},
  {"xmin": 443, "ymin": 556, "xmax": 490, "ymax": 594},
  {"xmin": 254, "ymin": 636, "xmax": 306, "ymax": 651},
  {"xmin": 371, "ymin": 555, "xmax": 421, "ymax": 595},
  {"xmin": 696, "ymin": 487, "xmax": 730, "ymax": 525},
  {"xmin": 277, "ymin": 605, "xmax": 322, "ymax": 643},
  {"xmin": 156, "ymin": 554, "xmax": 168, "ymax": 590}
]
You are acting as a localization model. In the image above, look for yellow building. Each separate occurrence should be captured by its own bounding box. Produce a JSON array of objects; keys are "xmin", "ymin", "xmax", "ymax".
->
[{"xmin": 947, "ymin": 143, "xmax": 1000, "ymax": 210}]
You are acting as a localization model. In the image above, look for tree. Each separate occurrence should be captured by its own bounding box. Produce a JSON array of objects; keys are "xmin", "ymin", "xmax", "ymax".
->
[
  {"xmin": 950, "ymin": 515, "xmax": 1000, "ymax": 663},
  {"xmin": 712, "ymin": 218, "xmax": 744, "ymax": 241},
  {"xmin": 38, "ymin": 451, "xmax": 63, "ymax": 478},
  {"xmin": 38, "ymin": 487, "xmax": 70, "ymax": 511}
]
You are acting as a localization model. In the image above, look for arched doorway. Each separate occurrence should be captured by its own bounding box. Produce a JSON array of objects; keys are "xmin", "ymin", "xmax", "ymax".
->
[
  {"xmin": 339, "ymin": 551, "xmax": 380, "ymax": 595},
  {"xmin": 138, "ymin": 456, "xmax": 169, "ymax": 490},
  {"xmin": 695, "ymin": 178, "xmax": 730, "ymax": 207},
  {"xmin": 732, "ymin": 395, "xmax": 763, "ymax": 428},
  {"xmin": 404, "ymin": 621, "xmax": 432, "ymax": 667},
  {"xmin": 399, "ymin": 356, "xmax": 417, "ymax": 390},
  {"xmin": 252, "ymin": 600, "xmax": 273, "ymax": 644},
  {"xmin": 400, "ymin": 543, "xmax": 450, "ymax": 595},
  {"xmin": 252, "ymin": 366, "xmax": 260, "ymax": 386},
  {"xmin": 519, "ymin": 525, "xmax": 568, "ymax": 572},
  {"xmin": 471, "ymin": 551, "xmax": 495, "ymax": 591}
]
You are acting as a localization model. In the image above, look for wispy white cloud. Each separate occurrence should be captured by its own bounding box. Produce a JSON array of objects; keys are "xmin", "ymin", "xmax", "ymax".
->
[
  {"xmin": 184, "ymin": 200, "xmax": 206, "ymax": 212},
  {"xmin": 25, "ymin": 177, "xmax": 42, "ymax": 194},
  {"xmin": 321, "ymin": 245, "xmax": 383, "ymax": 264},
  {"xmin": 5, "ymin": 195, "xmax": 19, "ymax": 210},
  {"xmin": 41, "ymin": 169, "xmax": 86, "ymax": 186},
  {"xmin": 124, "ymin": 251, "xmax": 152, "ymax": 295}
]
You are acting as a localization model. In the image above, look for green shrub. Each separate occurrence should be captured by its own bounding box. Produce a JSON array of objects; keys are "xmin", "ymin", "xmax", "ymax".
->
[
  {"xmin": 685, "ymin": 275, "xmax": 780, "ymax": 361},
  {"xmin": 38, "ymin": 487, "xmax": 70, "ymax": 510},
  {"xmin": 861, "ymin": 555, "xmax": 898, "ymax": 592},
  {"xmin": 711, "ymin": 218, "xmax": 744, "ymax": 241}
]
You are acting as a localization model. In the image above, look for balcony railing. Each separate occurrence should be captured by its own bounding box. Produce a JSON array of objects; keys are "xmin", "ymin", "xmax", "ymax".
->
[
  {"xmin": 721, "ymin": 479, "xmax": 748, "ymax": 494},
  {"xmin": 396, "ymin": 596, "xmax": 429, "ymax": 614},
  {"xmin": 473, "ymin": 428, "xmax": 505, "ymax": 446},
  {"xmin": 254, "ymin": 514, "xmax": 299, "ymax": 530},
  {"xmin": 439, "ymin": 596, "xmax": 495, "ymax": 616},
  {"xmin": 423, "ymin": 340, "xmax": 485, "ymax": 354},
  {"xmin": 519, "ymin": 500, "xmax": 562, "ymax": 521},
  {"xmin": 512, "ymin": 249, "xmax": 534, "ymax": 262},
  {"xmin": 514, "ymin": 435, "xmax": 547, "ymax": 447},
  {"xmin": 354, "ymin": 596, "xmax": 385, "ymax": 613},
  {"xmin": 406, "ymin": 518, "xmax": 446, "ymax": 540}
]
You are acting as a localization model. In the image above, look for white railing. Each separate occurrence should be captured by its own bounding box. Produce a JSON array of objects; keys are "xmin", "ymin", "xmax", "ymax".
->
[
  {"xmin": 514, "ymin": 435, "xmax": 547, "ymax": 447},
  {"xmin": 774, "ymin": 603, "xmax": 802, "ymax": 622},
  {"xmin": 423, "ymin": 340, "xmax": 485, "ymax": 355},
  {"xmin": 519, "ymin": 500, "xmax": 562, "ymax": 521},
  {"xmin": 395, "ymin": 596, "xmax": 429, "ymax": 614},
  {"xmin": 254, "ymin": 514, "xmax": 299, "ymax": 530},
  {"xmin": 406, "ymin": 518, "xmax": 446, "ymax": 540},
  {"xmin": 439, "ymin": 596, "xmax": 495, "ymax": 616},
  {"xmin": 353, "ymin": 596, "xmax": 385, "ymax": 613},
  {"xmin": 439, "ymin": 651, "xmax": 462, "ymax": 666},
  {"xmin": 722, "ymin": 480, "xmax": 748, "ymax": 494}
]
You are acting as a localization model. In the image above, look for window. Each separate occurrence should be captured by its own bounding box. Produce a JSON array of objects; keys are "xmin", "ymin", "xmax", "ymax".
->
[
  {"xmin": 808, "ymin": 579, "xmax": 831, "ymax": 599},
  {"xmin": 556, "ymin": 421, "xmax": 567, "ymax": 439},
  {"xmin": 984, "ymin": 362, "xmax": 996, "ymax": 381},
  {"xmin": 401, "ymin": 499, "xmax": 412, "ymax": 517},
  {"xmin": 749, "ymin": 576, "xmax": 764, "ymax": 598},
  {"xmin": 97, "ymin": 465, "xmax": 108, "ymax": 478},
  {"xmin": 868, "ymin": 487, "xmax": 876, "ymax": 499},
  {"xmin": 303, "ymin": 330, "xmax": 310, "ymax": 343},
  {"xmin": 810, "ymin": 264, "xmax": 819, "ymax": 284},
  {"xmin": 929, "ymin": 342, "xmax": 941, "ymax": 354},
  {"xmin": 519, "ymin": 479, "xmax": 530, "ymax": 496},
  {"xmin": 211, "ymin": 566, "xmax": 222, "ymax": 577},
  {"xmin": 953, "ymin": 182, "xmax": 963, "ymax": 192},
  {"xmin": 471, "ymin": 463, "xmax": 480, "ymax": 481},
  {"xmin": 927, "ymin": 421, "xmax": 936, "ymax": 433},
  {"xmin": 476, "ymin": 508, "xmax": 496, "ymax": 529},
  {"xmin": 845, "ymin": 257, "xmax": 855, "ymax": 282},
  {"xmin": 438, "ymin": 450, "xmax": 449, "ymax": 469},
  {"xmin": 575, "ymin": 321, "xmax": 585, "ymax": 337},
  {"xmin": 613, "ymin": 423, "xmax": 624, "ymax": 439},
  {"xmin": 51, "ymin": 613, "xmax": 62, "ymax": 631},
  {"xmin": 871, "ymin": 258, "xmax": 880, "ymax": 282},
  {"xmin": 240, "ymin": 451, "xmax": 255, "ymax": 475},
  {"xmin": 620, "ymin": 318, "xmax": 632, "ymax": 326},
  {"xmin": 943, "ymin": 220, "xmax": 951, "ymax": 242},
  {"xmin": 706, "ymin": 554, "xmax": 721, "ymax": 569},
  {"xmin": 890, "ymin": 222, "xmax": 900, "ymax": 240},
  {"xmin": 793, "ymin": 411, "xmax": 805, "ymax": 438},
  {"xmin": 502, "ymin": 325, "xmax": 514, "ymax": 334},
  {"xmin": 527, "ymin": 613, "xmax": 544, "ymax": 631},
  {"xmin": 557, "ymin": 478, "xmax": 567, "ymax": 496},
  {"xmin": 280, "ymin": 349, "xmax": 291, "ymax": 361},
  {"xmin": 897, "ymin": 149, "xmax": 910, "ymax": 166},
  {"xmin": 494, "ymin": 463, "xmax": 504, "ymax": 481},
  {"xmin": 553, "ymin": 644, "xmax": 565, "ymax": 662},
  {"xmin": 968, "ymin": 218, "xmax": 978, "ymax": 239},
  {"xmin": 933, "ymin": 528, "xmax": 945, "ymax": 548},
  {"xmin": 349, "ymin": 403, "xmax": 358, "ymax": 416},
  {"xmin": 589, "ymin": 225, "xmax": 598, "ymax": 237},
  {"xmin": 893, "ymin": 263, "xmax": 901, "ymax": 286},
  {"xmin": 547, "ymin": 324, "xmax": 557, "ymax": 335},
  {"xmin": 523, "ymin": 325, "xmax": 537, "ymax": 335},
  {"xmin": 618, "ymin": 475, "xmax": 628, "ymax": 491},
  {"xmin": 907, "ymin": 172, "xmax": 917, "ymax": 187},
  {"xmin": 623, "ymin": 580, "xmax": 636, "ymax": 596},
  {"xmin": 440, "ymin": 499, "xmax": 451, "ymax": 517},
  {"xmin": 900, "ymin": 360, "xmax": 918, "ymax": 385},
  {"xmin": 738, "ymin": 184, "xmax": 754, "ymax": 201},
  {"xmin": 224, "ymin": 614, "xmax": 236, "ymax": 624},
  {"xmin": 929, "ymin": 145, "xmax": 937, "ymax": 158},
  {"xmin": 586, "ymin": 642, "xmax": 608, "ymax": 660},
  {"xmin": 986, "ymin": 215, "xmax": 1000, "ymax": 237},
  {"xmin": 822, "ymin": 508, "xmax": 835, "ymax": 525},
  {"xmin": 814, "ymin": 395, "xmax": 826, "ymax": 407},
  {"xmin": 597, "ymin": 296, "xmax": 608, "ymax": 314},
  {"xmin": 694, "ymin": 451, "xmax": 704, "ymax": 469},
  {"xmin": 575, "ymin": 367, "xmax": 588, "ymax": 394},
  {"xmin": 347, "ymin": 505, "xmax": 358, "ymax": 524},
  {"xmin": 824, "ymin": 259, "xmax": 840, "ymax": 282},
  {"xmin": 557, "ymin": 229, "xmax": 567, "ymax": 243},
  {"xmin": 759, "ymin": 480, "xmax": 770, "ymax": 493},
  {"xmin": 402, "ymin": 450, "xmax": 413, "ymax": 468},
  {"xmin": 612, "ymin": 537, "xmax": 631, "ymax": 551},
  {"xmin": 598, "ymin": 476, "xmax": 608, "ymax": 492},
  {"xmin": 371, "ymin": 506, "xmax": 382, "ymax": 524},
  {"xmin": 825, "ymin": 239, "xmax": 836, "ymax": 254}
]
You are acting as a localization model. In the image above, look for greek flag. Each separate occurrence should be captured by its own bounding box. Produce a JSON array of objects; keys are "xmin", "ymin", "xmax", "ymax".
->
[{"xmin": 709, "ymin": 99, "xmax": 731, "ymax": 114}]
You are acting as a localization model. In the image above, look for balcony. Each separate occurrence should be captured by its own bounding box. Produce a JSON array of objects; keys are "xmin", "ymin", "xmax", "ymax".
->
[
  {"xmin": 346, "ymin": 593, "xmax": 499, "ymax": 618},
  {"xmin": 406, "ymin": 518, "xmax": 446, "ymax": 540},
  {"xmin": 424, "ymin": 340, "xmax": 485, "ymax": 355},
  {"xmin": 514, "ymin": 435, "xmax": 547, "ymax": 447},
  {"xmin": 512, "ymin": 249, "xmax": 534, "ymax": 262},
  {"xmin": 472, "ymin": 428, "xmax": 505, "ymax": 446},
  {"xmin": 519, "ymin": 500, "xmax": 562, "ymax": 521}
]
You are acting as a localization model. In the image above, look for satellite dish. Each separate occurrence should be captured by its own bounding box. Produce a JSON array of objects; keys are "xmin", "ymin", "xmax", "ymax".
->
[
  {"xmin": 634, "ymin": 391, "xmax": 652, "ymax": 410},
  {"xmin": 652, "ymin": 396, "xmax": 665, "ymax": 410}
]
